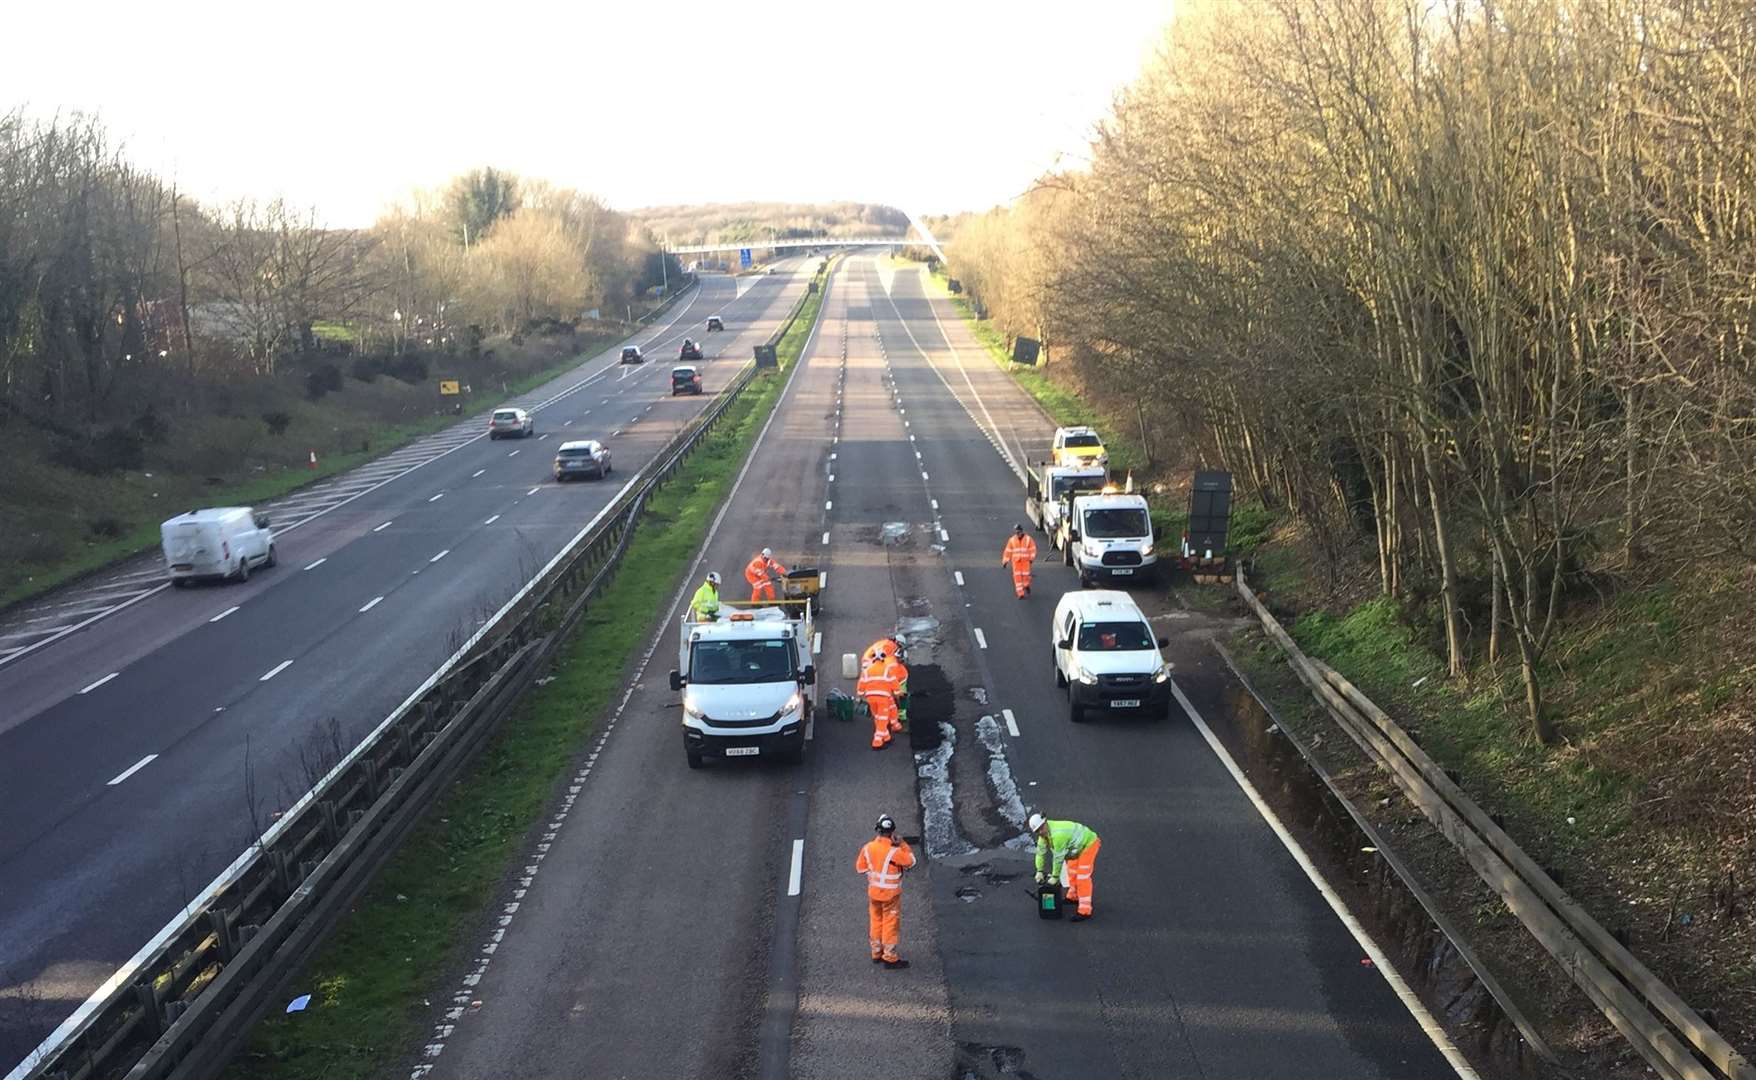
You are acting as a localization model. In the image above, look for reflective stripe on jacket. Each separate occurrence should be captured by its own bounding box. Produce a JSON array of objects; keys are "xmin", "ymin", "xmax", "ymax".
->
[
  {"xmin": 857, "ymin": 658, "xmax": 894, "ymax": 701},
  {"xmin": 745, "ymin": 554, "xmax": 787, "ymax": 585},
  {"xmin": 1034, "ymin": 819, "xmax": 1097, "ymax": 877},
  {"xmin": 1003, "ymin": 534, "xmax": 1038, "ymax": 564},
  {"xmin": 855, "ymin": 836, "xmax": 916, "ymax": 899},
  {"xmin": 690, "ymin": 582, "xmax": 720, "ymax": 619}
]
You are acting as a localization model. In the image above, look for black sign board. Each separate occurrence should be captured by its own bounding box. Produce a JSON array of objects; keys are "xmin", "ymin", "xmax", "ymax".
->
[
  {"xmin": 754, "ymin": 344, "xmax": 779, "ymax": 369},
  {"xmin": 1186, "ymin": 470, "xmax": 1234, "ymax": 554},
  {"xmin": 946, "ymin": 278, "xmax": 963, "ymax": 294},
  {"xmin": 1012, "ymin": 336, "xmax": 1041, "ymax": 365}
]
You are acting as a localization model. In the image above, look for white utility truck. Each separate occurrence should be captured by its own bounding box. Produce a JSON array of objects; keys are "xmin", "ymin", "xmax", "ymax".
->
[
  {"xmin": 669, "ymin": 602, "xmax": 816, "ymax": 769},
  {"xmin": 1056, "ymin": 488, "xmax": 1157, "ymax": 587},
  {"xmin": 1025, "ymin": 462, "xmax": 1107, "ymax": 537},
  {"xmin": 161, "ymin": 507, "xmax": 276, "ymax": 585}
]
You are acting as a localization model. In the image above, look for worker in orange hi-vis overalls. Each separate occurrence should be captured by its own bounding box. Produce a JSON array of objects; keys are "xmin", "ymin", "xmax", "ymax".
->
[
  {"xmin": 857, "ymin": 654, "xmax": 899, "ymax": 749},
  {"xmin": 1001, "ymin": 523, "xmax": 1039, "ymax": 598},
  {"xmin": 744, "ymin": 547, "xmax": 788, "ymax": 602},
  {"xmin": 854, "ymin": 813, "xmax": 916, "ymax": 968},
  {"xmin": 882, "ymin": 649, "xmax": 909, "ymax": 732}
]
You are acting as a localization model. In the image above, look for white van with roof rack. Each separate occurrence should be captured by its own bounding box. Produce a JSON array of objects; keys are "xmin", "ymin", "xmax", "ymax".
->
[{"xmin": 1050, "ymin": 591, "xmax": 1172, "ymax": 722}]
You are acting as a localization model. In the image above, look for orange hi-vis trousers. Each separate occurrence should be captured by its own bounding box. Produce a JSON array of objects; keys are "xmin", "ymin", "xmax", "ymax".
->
[
  {"xmin": 869, "ymin": 896, "xmax": 901, "ymax": 960},
  {"xmin": 1009, "ymin": 557, "xmax": 1033, "ymax": 597},
  {"xmin": 867, "ymin": 694, "xmax": 898, "ymax": 747},
  {"xmin": 1061, "ymin": 837, "xmax": 1102, "ymax": 915}
]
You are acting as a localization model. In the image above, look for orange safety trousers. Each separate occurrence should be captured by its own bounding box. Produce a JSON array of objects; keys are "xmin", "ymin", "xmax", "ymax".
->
[
  {"xmin": 749, "ymin": 579, "xmax": 779, "ymax": 602},
  {"xmin": 867, "ymin": 694, "xmax": 898, "ymax": 747},
  {"xmin": 868, "ymin": 896, "xmax": 901, "ymax": 960},
  {"xmin": 1062, "ymin": 837, "xmax": 1102, "ymax": 915},
  {"xmin": 1009, "ymin": 557, "xmax": 1034, "ymax": 597}
]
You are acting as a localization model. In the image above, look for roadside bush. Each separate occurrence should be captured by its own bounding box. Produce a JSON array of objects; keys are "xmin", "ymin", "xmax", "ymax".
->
[
  {"xmin": 261, "ymin": 410, "xmax": 292, "ymax": 436},
  {"xmin": 350, "ymin": 356, "xmax": 381, "ymax": 383},
  {"xmin": 305, "ymin": 364, "xmax": 343, "ymax": 401},
  {"xmin": 53, "ymin": 426, "xmax": 146, "ymax": 474},
  {"xmin": 387, "ymin": 354, "xmax": 428, "ymax": 384},
  {"xmin": 87, "ymin": 515, "xmax": 128, "ymax": 541},
  {"xmin": 131, "ymin": 409, "xmax": 170, "ymax": 445}
]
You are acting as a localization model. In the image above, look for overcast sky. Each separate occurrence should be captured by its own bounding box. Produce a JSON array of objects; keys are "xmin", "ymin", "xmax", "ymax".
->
[{"xmin": 2, "ymin": 0, "xmax": 1172, "ymax": 227}]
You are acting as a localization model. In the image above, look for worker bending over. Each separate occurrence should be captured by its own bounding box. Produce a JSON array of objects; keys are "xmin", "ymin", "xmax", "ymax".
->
[
  {"xmin": 689, "ymin": 571, "xmax": 722, "ymax": 622},
  {"xmin": 861, "ymin": 634, "xmax": 903, "ymax": 668},
  {"xmin": 854, "ymin": 813, "xmax": 916, "ymax": 968},
  {"xmin": 745, "ymin": 547, "xmax": 788, "ymax": 603},
  {"xmin": 1001, "ymin": 524, "xmax": 1038, "ymax": 598},
  {"xmin": 1030, "ymin": 812, "xmax": 1101, "ymax": 920},
  {"xmin": 857, "ymin": 649, "xmax": 904, "ymax": 749}
]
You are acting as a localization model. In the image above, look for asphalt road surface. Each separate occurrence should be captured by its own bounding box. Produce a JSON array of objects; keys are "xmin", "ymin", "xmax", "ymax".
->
[
  {"xmin": 405, "ymin": 256, "xmax": 1476, "ymax": 1080},
  {"xmin": 0, "ymin": 261, "xmax": 818, "ymax": 1067}
]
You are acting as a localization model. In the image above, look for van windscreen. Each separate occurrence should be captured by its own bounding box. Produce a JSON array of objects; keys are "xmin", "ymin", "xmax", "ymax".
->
[
  {"xmin": 1083, "ymin": 508, "xmax": 1148, "ymax": 538},
  {"xmin": 1077, "ymin": 621, "xmax": 1154, "ymax": 651}
]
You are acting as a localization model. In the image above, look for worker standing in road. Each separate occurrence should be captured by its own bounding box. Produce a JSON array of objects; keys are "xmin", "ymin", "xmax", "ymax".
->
[
  {"xmin": 883, "ymin": 646, "xmax": 910, "ymax": 732},
  {"xmin": 1029, "ymin": 812, "xmax": 1101, "ymax": 920},
  {"xmin": 745, "ymin": 547, "xmax": 788, "ymax": 602},
  {"xmin": 689, "ymin": 571, "xmax": 722, "ymax": 622},
  {"xmin": 854, "ymin": 813, "xmax": 916, "ymax": 968},
  {"xmin": 1001, "ymin": 524, "xmax": 1039, "ymax": 598},
  {"xmin": 857, "ymin": 651, "xmax": 901, "ymax": 749}
]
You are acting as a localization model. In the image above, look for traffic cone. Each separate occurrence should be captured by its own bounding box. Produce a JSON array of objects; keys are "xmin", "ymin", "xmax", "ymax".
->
[{"xmin": 307, "ymin": 449, "xmax": 318, "ymax": 470}]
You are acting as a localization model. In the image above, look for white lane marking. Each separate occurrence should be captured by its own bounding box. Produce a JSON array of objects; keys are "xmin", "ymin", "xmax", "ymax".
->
[
  {"xmin": 1169, "ymin": 680, "xmax": 1480, "ymax": 1078},
  {"xmin": 954, "ymin": 571, "xmax": 964, "ymax": 586},
  {"xmin": 828, "ymin": 474, "xmax": 835, "ymax": 483},
  {"xmin": 374, "ymin": 521, "xmax": 393, "ymax": 532},
  {"xmin": 818, "ymin": 571, "xmax": 827, "ymax": 589},
  {"xmin": 527, "ymin": 486, "xmax": 540, "ymax": 496},
  {"xmin": 484, "ymin": 514, "xmax": 501, "ymax": 526},
  {"xmin": 538, "ymin": 433, "xmax": 550, "ymax": 440},
  {"xmin": 821, "ymin": 531, "xmax": 829, "ymax": 545},
  {"xmin": 974, "ymin": 628, "xmax": 988, "ymax": 650},
  {"xmin": 430, "ymin": 550, "xmax": 450, "ymax": 563},
  {"xmin": 787, "ymin": 838, "xmax": 805, "ymax": 897},
  {"xmin": 106, "ymin": 754, "xmax": 158, "ymax": 786},
  {"xmin": 359, "ymin": 596, "xmax": 384, "ymax": 613},
  {"xmin": 79, "ymin": 672, "xmax": 120, "ymax": 695},
  {"xmin": 472, "ymin": 469, "xmax": 486, "ymax": 478},
  {"xmin": 939, "ymin": 528, "xmax": 950, "ymax": 542},
  {"xmin": 563, "ymin": 419, "xmax": 573, "ymax": 426},
  {"xmin": 303, "ymin": 558, "xmax": 327, "ymax": 571},
  {"xmin": 1003, "ymin": 708, "xmax": 1019, "ymax": 737},
  {"xmin": 259, "ymin": 659, "xmax": 294, "ymax": 682},
  {"xmin": 209, "ymin": 605, "xmax": 241, "ymax": 623},
  {"xmin": 825, "ymin": 500, "xmax": 833, "ymax": 510},
  {"xmin": 921, "ymin": 471, "xmax": 929, "ymax": 480},
  {"xmin": 812, "ymin": 632, "xmax": 822, "ymax": 655},
  {"xmin": 508, "ymin": 450, "xmax": 521, "ymax": 458},
  {"xmin": 428, "ymin": 492, "xmax": 445, "ymax": 503}
]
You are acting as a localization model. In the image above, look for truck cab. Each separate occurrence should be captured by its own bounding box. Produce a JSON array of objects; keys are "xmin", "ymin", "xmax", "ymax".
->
[
  {"xmin": 669, "ymin": 603, "xmax": 815, "ymax": 769},
  {"xmin": 1057, "ymin": 490, "xmax": 1157, "ymax": 587},
  {"xmin": 1026, "ymin": 463, "xmax": 1107, "ymax": 536}
]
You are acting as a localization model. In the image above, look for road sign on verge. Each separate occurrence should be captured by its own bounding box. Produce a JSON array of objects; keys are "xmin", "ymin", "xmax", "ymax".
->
[
  {"xmin": 439, "ymin": 380, "xmax": 461, "ymax": 395},
  {"xmin": 754, "ymin": 344, "xmax": 778, "ymax": 368},
  {"xmin": 739, "ymin": 248, "xmax": 753, "ymax": 268},
  {"xmin": 1011, "ymin": 337, "xmax": 1041, "ymax": 366}
]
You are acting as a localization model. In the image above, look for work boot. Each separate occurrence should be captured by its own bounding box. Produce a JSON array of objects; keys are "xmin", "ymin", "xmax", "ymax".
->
[
  {"xmin": 1071, "ymin": 910, "xmax": 1092, "ymax": 922},
  {"xmin": 872, "ymin": 954, "xmax": 884, "ymax": 963},
  {"xmin": 882, "ymin": 957, "xmax": 910, "ymax": 969}
]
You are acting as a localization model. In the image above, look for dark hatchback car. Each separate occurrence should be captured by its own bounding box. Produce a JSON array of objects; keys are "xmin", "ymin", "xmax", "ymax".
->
[
  {"xmin": 679, "ymin": 338, "xmax": 703, "ymax": 361},
  {"xmin": 671, "ymin": 366, "xmax": 703, "ymax": 395},
  {"xmin": 553, "ymin": 440, "xmax": 611, "ymax": 480},
  {"xmin": 620, "ymin": 345, "xmax": 644, "ymax": 364}
]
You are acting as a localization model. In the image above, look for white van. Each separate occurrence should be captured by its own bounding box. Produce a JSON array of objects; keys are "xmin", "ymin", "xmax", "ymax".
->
[
  {"xmin": 1058, "ymin": 490, "xmax": 1157, "ymax": 586},
  {"xmin": 161, "ymin": 507, "xmax": 277, "ymax": 585},
  {"xmin": 1051, "ymin": 591, "xmax": 1172, "ymax": 722}
]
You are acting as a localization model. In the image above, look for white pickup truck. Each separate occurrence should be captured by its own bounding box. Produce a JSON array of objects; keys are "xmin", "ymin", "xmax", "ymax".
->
[
  {"xmin": 1056, "ymin": 490, "xmax": 1158, "ymax": 587},
  {"xmin": 669, "ymin": 603, "xmax": 816, "ymax": 769},
  {"xmin": 1026, "ymin": 462, "xmax": 1107, "ymax": 538}
]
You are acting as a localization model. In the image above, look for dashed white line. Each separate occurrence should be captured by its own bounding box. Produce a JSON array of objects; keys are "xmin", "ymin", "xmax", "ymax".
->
[
  {"xmin": 209, "ymin": 605, "xmax": 240, "ymax": 623},
  {"xmin": 508, "ymin": 450, "xmax": 521, "ymax": 458},
  {"xmin": 259, "ymin": 659, "xmax": 294, "ymax": 682},
  {"xmin": 974, "ymin": 628, "xmax": 988, "ymax": 649},
  {"xmin": 106, "ymin": 754, "xmax": 158, "ymax": 786},
  {"xmin": 430, "ymin": 549, "xmax": 451, "ymax": 563},
  {"xmin": 79, "ymin": 672, "xmax": 120, "ymax": 695},
  {"xmin": 812, "ymin": 631, "xmax": 822, "ymax": 655},
  {"xmin": 484, "ymin": 514, "xmax": 501, "ymax": 526},
  {"xmin": 954, "ymin": 571, "xmax": 965, "ymax": 586},
  {"xmin": 818, "ymin": 571, "xmax": 827, "ymax": 589},
  {"xmin": 825, "ymin": 500, "xmax": 833, "ymax": 510},
  {"xmin": 527, "ymin": 486, "xmax": 540, "ymax": 495},
  {"xmin": 303, "ymin": 558, "xmax": 327, "ymax": 571},
  {"xmin": 828, "ymin": 474, "xmax": 835, "ymax": 483},
  {"xmin": 821, "ymin": 531, "xmax": 830, "ymax": 545},
  {"xmin": 1003, "ymin": 708, "xmax": 1019, "ymax": 737},
  {"xmin": 360, "ymin": 596, "xmax": 384, "ymax": 613},
  {"xmin": 939, "ymin": 528, "xmax": 950, "ymax": 542},
  {"xmin": 428, "ymin": 492, "xmax": 445, "ymax": 503},
  {"xmin": 374, "ymin": 521, "xmax": 393, "ymax": 532},
  {"xmin": 921, "ymin": 471, "xmax": 930, "ymax": 480},
  {"xmin": 930, "ymin": 499, "xmax": 939, "ymax": 510},
  {"xmin": 472, "ymin": 469, "xmax": 486, "ymax": 478},
  {"xmin": 787, "ymin": 838, "xmax": 805, "ymax": 897}
]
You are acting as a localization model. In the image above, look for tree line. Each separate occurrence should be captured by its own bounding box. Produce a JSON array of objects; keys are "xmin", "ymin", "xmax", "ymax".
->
[
  {"xmin": 0, "ymin": 112, "xmax": 672, "ymax": 425},
  {"xmin": 942, "ymin": 0, "xmax": 1756, "ymax": 742}
]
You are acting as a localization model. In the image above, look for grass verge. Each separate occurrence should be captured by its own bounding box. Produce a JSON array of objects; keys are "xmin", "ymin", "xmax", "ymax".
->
[
  {"xmin": 223, "ymin": 272, "xmax": 827, "ymax": 1080},
  {"xmin": 1, "ymin": 330, "xmax": 627, "ymax": 608}
]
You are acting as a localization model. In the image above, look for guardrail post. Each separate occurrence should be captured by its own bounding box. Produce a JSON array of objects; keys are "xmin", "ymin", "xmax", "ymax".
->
[
  {"xmin": 207, "ymin": 907, "xmax": 236, "ymax": 962},
  {"xmin": 319, "ymin": 799, "xmax": 340, "ymax": 845},
  {"xmin": 134, "ymin": 979, "xmax": 165, "ymax": 1040}
]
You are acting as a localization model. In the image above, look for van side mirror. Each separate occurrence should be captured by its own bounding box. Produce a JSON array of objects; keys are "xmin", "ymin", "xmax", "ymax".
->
[
  {"xmin": 1158, "ymin": 637, "xmax": 1170, "ymax": 649},
  {"xmin": 669, "ymin": 670, "xmax": 685, "ymax": 692},
  {"xmin": 1058, "ymin": 637, "xmax": 1072, "ymax": 650},
  {"xmin": 801, "ymin": 666, "xmax": 816, "ymax": 686}
]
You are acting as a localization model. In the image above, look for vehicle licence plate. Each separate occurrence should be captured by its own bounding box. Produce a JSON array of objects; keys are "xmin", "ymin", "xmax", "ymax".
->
[
  {"xmin": 1111, "ymin": 699, "xmax": 1141, "ymax": 709},
  {"xmin": 724, "ymin": 746, "xmax": 760, "ymax": 757},
  {"xmin": 1111, "ymin": 568, "xmax": 1134, "ymax": 576}
]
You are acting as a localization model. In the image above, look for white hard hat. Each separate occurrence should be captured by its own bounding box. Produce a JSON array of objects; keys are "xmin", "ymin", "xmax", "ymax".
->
[
  {"xmin": 875, "ymin": 813, "xmax": 896, "ymax": 834},
  {"xmin": 761, "ymin": 547, "xmax": 773, "ymax": 559},
  {"xmin": 1027, "ymin": 813, "xmax": 1046, "ymax": 833},
  {"xmin": 706, "ymin": 571, "xmax": 721, "ymax": 585}
]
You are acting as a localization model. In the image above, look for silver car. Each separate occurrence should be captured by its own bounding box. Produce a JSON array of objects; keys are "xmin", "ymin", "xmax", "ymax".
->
[
  {"xmin": 553, "ymin": 439, "xmax": 611, "ymax": 481},
  {"xmin": 488, "ymin": 408, "xmax": 534, "ymax": 440}
]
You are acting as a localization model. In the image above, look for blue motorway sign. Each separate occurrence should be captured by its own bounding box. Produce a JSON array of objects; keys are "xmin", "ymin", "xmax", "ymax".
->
[{"xmin": 739, "ymin": 247, "xmax": 753, "ymax": 268}]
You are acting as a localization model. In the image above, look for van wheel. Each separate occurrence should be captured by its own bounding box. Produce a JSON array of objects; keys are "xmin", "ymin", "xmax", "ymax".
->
[
  {"xmin": 1079, "ymin": 571, "xmax": 1094, "ymax": 589},
  {"xmin": 685, "ymin": 748, "xmax": 704, "ymax": 770},
  {"xmin": 171, "ymin": 578, "xmax": 187, "ymax": 589},
  {"xmin": 1068, "ymin": 688, "xmax": 1084, "ymax": 723},
  {"xmin": 1063, "ymin": 542, "xmax": 1073, "ymax": 567},
  {"xmin": 235, "ymin": 557, "xmax": 249, "ymax": 583},
  {"xmin": 1054, "ymin": 658, "xmax": 1067, "ymax": 688},
  {"xmin": 265, "ymin": 545, "xmax": 277, "ymax": 568}
]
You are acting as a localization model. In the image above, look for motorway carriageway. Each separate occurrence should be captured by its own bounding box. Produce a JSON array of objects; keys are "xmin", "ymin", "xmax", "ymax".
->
[
  {"xmin": 408, "ymin": 257, "xmax": 1480, "ymax": 1080},
  {"xmin": 0, "ymin": 260, "xmax": 815, "ymax": 1066}
]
